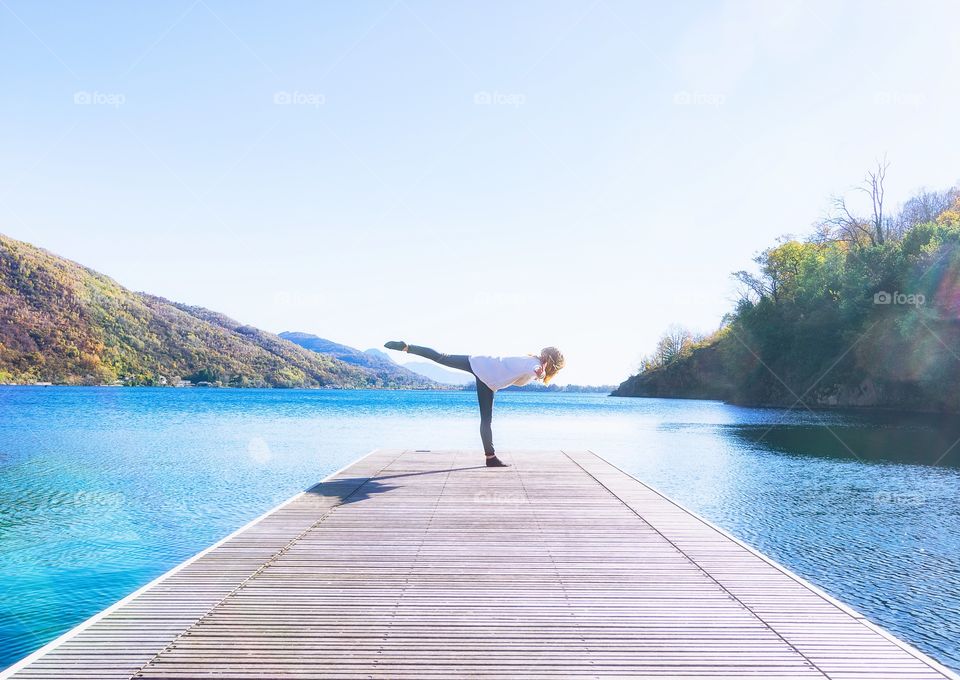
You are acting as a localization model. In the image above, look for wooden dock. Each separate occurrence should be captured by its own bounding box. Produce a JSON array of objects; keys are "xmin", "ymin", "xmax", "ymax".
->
[{"xmin": 3, "ymin": 449, "xmax": 957, "ymax": 679}]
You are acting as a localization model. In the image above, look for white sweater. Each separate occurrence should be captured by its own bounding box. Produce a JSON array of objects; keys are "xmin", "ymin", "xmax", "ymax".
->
[{"xmin": 469, "ymin": 355, "xmax": 542, "ymax": 392}]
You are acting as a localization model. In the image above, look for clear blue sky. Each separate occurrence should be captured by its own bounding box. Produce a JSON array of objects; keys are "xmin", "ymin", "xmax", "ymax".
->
[{"xmin": 2, "ymin": 0, "xmax": 958, "ymax": 385}]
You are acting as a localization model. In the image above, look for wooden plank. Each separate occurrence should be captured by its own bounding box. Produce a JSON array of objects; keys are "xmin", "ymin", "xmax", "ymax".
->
[
  {"xmin": 2, "ymin": 449, "xmax": 955, "ymax": 679},
  {"xmin": 0, "ymin": 449, "xmax": 405, "ymax": 680}
]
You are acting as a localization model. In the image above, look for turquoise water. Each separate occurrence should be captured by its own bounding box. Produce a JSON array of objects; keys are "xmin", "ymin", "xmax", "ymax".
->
[{"xmin": 1, "ymin": 387, "xmax": 958, "ymax": 671}]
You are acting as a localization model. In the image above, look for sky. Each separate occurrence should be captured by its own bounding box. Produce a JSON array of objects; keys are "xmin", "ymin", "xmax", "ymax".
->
[{"xmin": 2, "ymin": 0, "xmax": 959, "ymax": 385}]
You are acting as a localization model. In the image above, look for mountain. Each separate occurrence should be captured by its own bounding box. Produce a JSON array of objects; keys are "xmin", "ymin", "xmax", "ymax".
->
[
  {"xmin": 278, "ymin": 333, "xmax": 395, "ymax": 369},
  {"xmin": 0, "ymin": 233, "xmax": 412, "ymax": 388},
  {"xmin": 279, "ymin": 332, "xmax": 436, "ymax": 388},
  {"xmin": 362, "ymin": 348, "xmax": 392, "ymax": 363}
]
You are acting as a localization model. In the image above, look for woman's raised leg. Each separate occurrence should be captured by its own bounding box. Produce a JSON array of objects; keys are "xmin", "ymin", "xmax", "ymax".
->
[{"xmin": 404, "ymin": 344, "xmax": 473, "ymax": 373}]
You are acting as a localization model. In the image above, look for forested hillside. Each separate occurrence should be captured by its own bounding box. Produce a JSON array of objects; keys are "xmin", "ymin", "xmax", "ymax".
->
[
  {"xmin": 616, "ymin": 169, "xmax": 960, "ymax": 413},
  {"xmin": 0, "ymin": 234, "xmax": 420, "ymax": 388}
]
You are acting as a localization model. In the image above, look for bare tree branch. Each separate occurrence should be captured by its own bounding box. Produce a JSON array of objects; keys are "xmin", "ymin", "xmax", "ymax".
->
[{"xmin": 857, "ymin": 156, "xmax": 889, "ymax": 245}]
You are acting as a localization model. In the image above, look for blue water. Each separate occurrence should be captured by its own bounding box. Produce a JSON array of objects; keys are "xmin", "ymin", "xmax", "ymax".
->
[{"xmin": 1, "ymin": 387, "xmax": 958, "ymax": 672}]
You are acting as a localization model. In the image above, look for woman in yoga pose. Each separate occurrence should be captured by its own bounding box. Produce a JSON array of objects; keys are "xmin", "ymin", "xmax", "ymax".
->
[{"xmin": 384, "ymin": 341, "xmax": 565, "ymax": 467}]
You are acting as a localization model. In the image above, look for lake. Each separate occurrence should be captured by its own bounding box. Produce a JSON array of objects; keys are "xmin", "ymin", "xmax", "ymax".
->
[{"xmin": 1, "ymin": 386, "xmax": 958, "ymax": 671}]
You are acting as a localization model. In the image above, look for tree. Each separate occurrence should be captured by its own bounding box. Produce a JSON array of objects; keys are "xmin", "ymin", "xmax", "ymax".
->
[
  {"xmin": 859, "ymin": 158, "xmax": 889, "ymax": 245},
  {"xmin": 820, "ymin": 159, "xmax": 891, "ymax": 247},
  {"xmin": 733, "ymin": 267, "xmax": 769, "ymax": 303},
  {"xmin": 936, "ymin": 193, "xmax": 960, "ymax": 225},
  {"xmin": 188, "ymin": 367, "xmax": 222, "ymax": 384},
  {"xmin": 641, "ymin": 325, "xmax": 694, "ymax": 371},
  {"xmin": 893, "ymin": 187, "xmax": 958, "ymax": 236},
  {"xmin": 734, "ymin": 241, "xmax": 811, "ymax": 304},
  {"xmin": 821, "ymin": 194, "xmax": 875, "ymax": 246}
]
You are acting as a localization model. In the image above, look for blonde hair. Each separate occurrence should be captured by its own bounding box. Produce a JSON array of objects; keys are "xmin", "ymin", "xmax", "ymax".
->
[{"xmin": 539, "ymin": 347, "xmax": 565, "ymax": 385}]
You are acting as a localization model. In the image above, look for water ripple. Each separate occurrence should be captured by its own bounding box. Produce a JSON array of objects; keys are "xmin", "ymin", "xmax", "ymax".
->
[{"xmin": 0, "ymin": 388, "xmax": 958, "ymax": 672}]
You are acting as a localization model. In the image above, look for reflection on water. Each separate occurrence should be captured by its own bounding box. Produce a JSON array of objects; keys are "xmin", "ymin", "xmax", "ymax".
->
[
  {"xmin": 0, "ymin": 388, "xmax": 958, "ymax": 672},
  {"xmin": 728, "ymin": 412, "xmax": 960, "ymax": 467}
]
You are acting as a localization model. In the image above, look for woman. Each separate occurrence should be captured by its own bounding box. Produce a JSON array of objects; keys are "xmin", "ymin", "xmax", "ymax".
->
[{"xmin": 384, "ymin": 341, "xmax": 565, "ymax": 467}]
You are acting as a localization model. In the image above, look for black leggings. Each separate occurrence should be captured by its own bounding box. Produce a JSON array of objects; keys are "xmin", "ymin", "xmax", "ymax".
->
[{"xmin": 406, "ymin": 345, "xmax": 495, "ymax": 456}]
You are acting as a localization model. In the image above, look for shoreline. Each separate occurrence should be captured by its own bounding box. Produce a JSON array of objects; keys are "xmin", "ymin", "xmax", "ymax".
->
[
  {"xmin": 0, "ymin": 384, "xmax": 613, "ymax": 393},
  {"xmin": 612, "ymin": 390, "xmax": 960, "ymax": 416}
]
